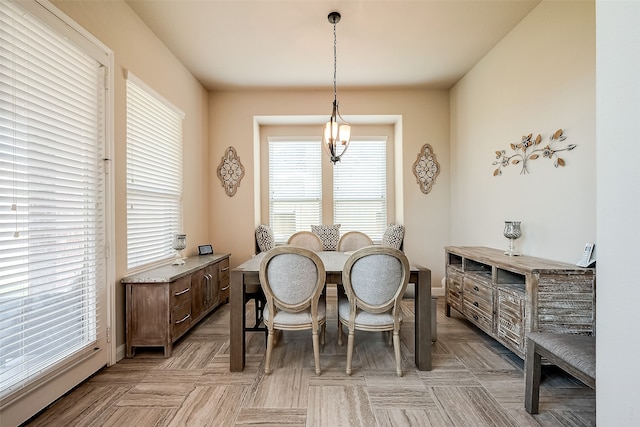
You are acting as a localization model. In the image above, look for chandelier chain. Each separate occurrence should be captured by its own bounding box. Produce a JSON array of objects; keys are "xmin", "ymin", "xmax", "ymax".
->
[{"xmin": 333, "ymin": 20, "xmax": 337, "ymax": 102}]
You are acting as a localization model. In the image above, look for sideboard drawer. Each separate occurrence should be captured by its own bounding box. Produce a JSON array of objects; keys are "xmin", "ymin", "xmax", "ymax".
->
[
  {"xmin": 219, "ymin": 258, "xmax": 230, "ymax": 301},
  {"xmin": 170, "ymin": 276, "xmax": 191, "ymax": 307},
  {"xmin": 171, "ymin": 302, "xmax": 191, "ymax": 338}
]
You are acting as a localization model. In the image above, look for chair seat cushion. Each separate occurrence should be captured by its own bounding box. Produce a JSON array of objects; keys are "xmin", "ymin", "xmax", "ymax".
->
[
  {"xmin": 264, "ymin": 299, "xmax": 326, "ymax": 326},
  {"xmin": 337, "ymin": 297, "xmax": 402, "ymax": 327},
  {"xmin": 527, "ymin": 332, "xmax": 596, "ymax": 379}
]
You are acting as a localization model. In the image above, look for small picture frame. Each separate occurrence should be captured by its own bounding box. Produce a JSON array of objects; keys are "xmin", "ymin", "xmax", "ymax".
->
[{"xmin": 198, "ymin": 244, "xmax": 213, "ymax": 255}]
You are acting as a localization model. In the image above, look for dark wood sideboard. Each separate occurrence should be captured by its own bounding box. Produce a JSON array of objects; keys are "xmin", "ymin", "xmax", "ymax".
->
[
  {"xmin": 445, "ymin": 246, "xmax": 595, "ymax": 358},
  {"xmin": 122, "ymin": 253, "xmax": 230, "ymax": 357}
]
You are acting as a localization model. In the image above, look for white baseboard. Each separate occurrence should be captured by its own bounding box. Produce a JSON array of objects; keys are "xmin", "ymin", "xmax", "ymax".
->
[{"xmin": 115, "ymin": 343, "xmax": 126, "ymax": 363}]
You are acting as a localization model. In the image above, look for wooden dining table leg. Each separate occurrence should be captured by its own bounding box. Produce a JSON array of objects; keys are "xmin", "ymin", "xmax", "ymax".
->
[
  {"xmin": 414, "ymin": 267, "xmax": 432, "ymax": 371},
  {"xmin": 230, "ymin": 270, "xmax": 245, "ymax": 371}
]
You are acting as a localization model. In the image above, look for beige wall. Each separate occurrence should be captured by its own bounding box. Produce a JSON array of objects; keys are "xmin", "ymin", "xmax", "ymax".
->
[
  {"xmin": 450, "ymin": 0, "xmax": 595, "ymax": 263},
  {"xmin": 209, "ymin": 89, "xmax": 450, "ymax": 285},
  {"xmin": 52, "ymin": 0, "xmax": 211, "ymax": 350}
]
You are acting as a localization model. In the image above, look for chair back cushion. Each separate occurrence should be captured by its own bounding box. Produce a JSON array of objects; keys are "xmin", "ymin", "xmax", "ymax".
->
[
  {"xmin": 350, "ymin": 254, "xmax": 403, "ymax": 305},
  {"xmin": 343, "ymin": 246, "xmax": 409, "ymax": 313},
  {"xmin": 260, "ymin": 247, "xmax": 325, "ymax": 312},
  {"xmin": 255, "ymin": 224, "xmax": 275, "ymax": 252},
  {"xmin": 337, "ymin": 231, "xmax": 373, "ymax": 252},
  {"xmin": 287, "ymin": 231, "xmax": 323, "ymax": 252}
]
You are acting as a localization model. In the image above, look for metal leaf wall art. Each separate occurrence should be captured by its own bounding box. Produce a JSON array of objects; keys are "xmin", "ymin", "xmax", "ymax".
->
[{"xmin": 492, "ymin": 129, "xmax": 576, "ymax": 176}]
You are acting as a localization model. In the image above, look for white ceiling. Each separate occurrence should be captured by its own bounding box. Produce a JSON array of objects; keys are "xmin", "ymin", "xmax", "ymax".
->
[{"xmin": 125, "ymin": 0, "xmax": 541, "ymax": 91}]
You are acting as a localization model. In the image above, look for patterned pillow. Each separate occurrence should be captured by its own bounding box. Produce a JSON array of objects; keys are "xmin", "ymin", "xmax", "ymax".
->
[
  {"xmin": 311, "ymin": 224, "xmax": 341, "ymax": 251},
  {"xmin": 382, "ymin": 223, "xmax": 405, "ymax": 249},
  {"xmin": 255, "ymin": 224, "xmax": 275, "ymax": 252}
]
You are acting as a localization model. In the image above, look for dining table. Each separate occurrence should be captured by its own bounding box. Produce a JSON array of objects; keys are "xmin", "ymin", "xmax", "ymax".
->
[{"xmin": 229, "ymin": 250, "xmax": 432, "ymax": 371}]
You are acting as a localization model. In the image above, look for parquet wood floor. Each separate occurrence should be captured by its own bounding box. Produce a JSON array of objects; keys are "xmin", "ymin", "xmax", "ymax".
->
[{"xmin": 24, "ymin": 296, "xmax": 595, "ymax": 426}]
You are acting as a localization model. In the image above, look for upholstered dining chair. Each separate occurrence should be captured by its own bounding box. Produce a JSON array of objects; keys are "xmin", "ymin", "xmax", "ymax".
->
[
  {"xmin": 337, "ymin": 246, "xmax": 410, "ymax": 377},
  {"xmin": 287, "ymin": 231, "xmax": 323, "ymax": 252},
  {"xmin": 245, "ymin": 225, "xmax": 276, "ymax": 338},
  {"xmin": 259, "ymin": 246, "xmax": 327, "ymax": 375},
  {"xmin": 337, "ymin": 231, "xmax": 373, "ymax": 252}
]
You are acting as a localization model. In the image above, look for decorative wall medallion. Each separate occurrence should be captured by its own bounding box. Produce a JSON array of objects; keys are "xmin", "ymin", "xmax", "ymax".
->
[
  {"xmin": 492, "ymin": 129, "xmax": 576, "ymax": 176},
  {"xmin": 217, "ymin": 146, "xmax": 245, "ymax": 197},
  {"xmin": 412, "ymin": 144, "xmax": 440, "ymax": 194}
]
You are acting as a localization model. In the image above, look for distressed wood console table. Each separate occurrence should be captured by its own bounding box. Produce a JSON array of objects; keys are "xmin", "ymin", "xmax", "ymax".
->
[{"xmin": 445, "ymin": 246, "xmax": 595, "ymax": 358}]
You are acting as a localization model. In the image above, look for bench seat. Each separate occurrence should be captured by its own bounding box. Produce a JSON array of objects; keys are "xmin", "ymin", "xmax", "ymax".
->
[{"xmin": 525, "ymin": 332, "xmax": 595, "ymax": 414}]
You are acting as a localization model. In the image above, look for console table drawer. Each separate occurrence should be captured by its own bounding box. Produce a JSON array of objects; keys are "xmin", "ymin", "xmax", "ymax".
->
[
  {"xmin": 463, "ymin": 277, "xmax": 493, "ymax": 305},
  {"xmin": 463, "ymin": 294, "xmax": 492, "ymax": 318},
  {"xmin": 463, "ymin": 300, "xmax": 493, "ymax": 333}
]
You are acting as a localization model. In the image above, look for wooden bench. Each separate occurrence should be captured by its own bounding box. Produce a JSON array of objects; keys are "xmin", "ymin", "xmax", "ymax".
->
[{"xmin": 525, "ymin": 332, "xmax": 596, "ymax": 414}]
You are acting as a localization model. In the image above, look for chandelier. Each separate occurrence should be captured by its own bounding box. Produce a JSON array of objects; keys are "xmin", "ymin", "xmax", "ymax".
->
[{"xmin": 323, "ymin": 11, "xmax": 351, "ymax": 164}]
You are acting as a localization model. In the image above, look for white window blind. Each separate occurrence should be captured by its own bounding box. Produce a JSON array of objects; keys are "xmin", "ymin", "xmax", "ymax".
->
[
  {"xmin": 0, "ymin": 0, "xmax": 106, "ymax": 399},
  {"xmin": 126, "ymin": 74, "xmax": 184, "ymax": 270},
  {"xmin": 333, "ymin": 139, "xmax": 387, "ymax": 242},
  {"xmin": 268, "ymin": 139, "xmax": 322, "ymax": 244}
]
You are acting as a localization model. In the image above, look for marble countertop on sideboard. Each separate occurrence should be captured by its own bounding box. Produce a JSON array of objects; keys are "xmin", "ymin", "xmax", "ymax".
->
[{"xmin": 121, "ymin": 253, "xmax": 230, "ymax": 284}]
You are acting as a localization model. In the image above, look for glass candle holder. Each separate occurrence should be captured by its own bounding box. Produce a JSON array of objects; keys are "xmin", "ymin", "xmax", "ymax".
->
[
  {"xmin": 172, "ymin": 233, "xmax": 187, "ymax": 265},
  {"xmin": 503, "ymin": 221, "xmax": 522, "ymax": 256}
]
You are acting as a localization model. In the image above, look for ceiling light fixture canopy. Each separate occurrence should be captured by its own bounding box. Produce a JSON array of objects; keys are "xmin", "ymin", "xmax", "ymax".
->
[{"xmin": 323, "ymin": 11, "xmax": 350, "ymax": 165}]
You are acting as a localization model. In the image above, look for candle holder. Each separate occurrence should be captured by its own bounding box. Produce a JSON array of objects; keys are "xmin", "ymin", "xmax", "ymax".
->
[
  {"xmin": 503, "ymin": 221, "xmax": 522, "ymax": 256},
  {"xmin": 172, "ymin": 234, "xmax": 187, "ymax": 265}
]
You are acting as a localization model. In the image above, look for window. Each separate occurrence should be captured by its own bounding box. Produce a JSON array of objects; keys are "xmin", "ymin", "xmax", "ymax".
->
[
  {"xmin": 334, "ymin": 139, "xmax": 387, "ymax": 241},
  {"xmin": 126, "ymin": 74, "xmax": 184, "ymax": 270},
  {"xmin": 268, "ymin": 138, "xmax": 321, "ymax": 244},
  {"xmin": 0, "ymin": 0, "xmax": 110, "ymax": 404},
  {"xmin": 266, "ymin": 136, "xmax": 388, "ymax": 243}
]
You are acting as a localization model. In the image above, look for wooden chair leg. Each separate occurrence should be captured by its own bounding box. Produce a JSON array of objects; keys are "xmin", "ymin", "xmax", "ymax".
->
[
  {"xmin": 525, "ymin": 339, "xmax": 542, "ymax": 414},
  {"xmin": 265, "ymin": 329, "xmax": 275, "ymax": 375},
  {"xmin": 393, "ymin": 330, "xmax": 402, "ymax": 377},
  {"xmin": 346, "ymin": 330, "xmax": 355, "ymax": 376},
  {"xmin": 312, "ymin": 329, "xmax": 321, "ymax": 375}
]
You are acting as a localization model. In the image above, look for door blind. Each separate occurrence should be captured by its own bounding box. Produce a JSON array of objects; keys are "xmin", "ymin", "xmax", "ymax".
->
[{"xmin": 0, "ymin": 0, "xmax": 106, "ymax": 398}]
